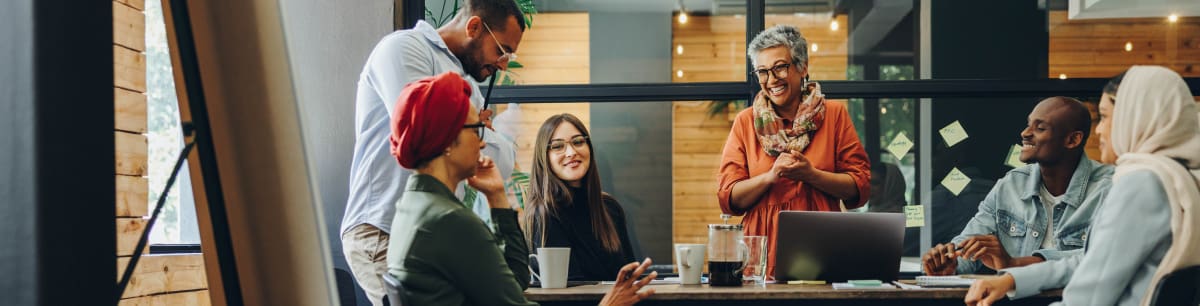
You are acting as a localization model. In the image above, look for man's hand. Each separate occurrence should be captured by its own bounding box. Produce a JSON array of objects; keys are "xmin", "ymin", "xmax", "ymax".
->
[
  {"xmin": 479, "ymin": 109, "xmax": 494, "ymax": 129},
  {"xmin": 599, "ymin": 258, "xmax": 657, "ymax": 306},
  {"xmin": 922, "ymin": 243, "xmax": 959, "ymax": 276},
  {"xmin": 957, "ymin": 235, "xmax": 1015, "ymax": 271},
  {"xmin": 964, "ymin": 274, "xmax": 1014, "ymax": 306}
]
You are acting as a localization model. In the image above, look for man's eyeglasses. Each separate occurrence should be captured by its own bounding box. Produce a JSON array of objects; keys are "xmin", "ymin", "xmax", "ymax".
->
[
  {"xmin": 464, "ymin": 122, "xmax": 487, "ymax": 139},
  {"xmin": 481, "ymin": 22, "xmax": 517, "ymax": 65},
  {"xmin": 751, "ymin": 61, "xmax": 798, "ymax": 82},
  {"xmin": 548, "ymin": 135, "xmax": 589, "ymax": 154}
]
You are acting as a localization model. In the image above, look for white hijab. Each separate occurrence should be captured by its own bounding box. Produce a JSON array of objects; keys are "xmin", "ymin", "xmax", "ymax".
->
[{"xmin": 1110, "ymin": 65, "xmax": 1200, "ymax": 306}]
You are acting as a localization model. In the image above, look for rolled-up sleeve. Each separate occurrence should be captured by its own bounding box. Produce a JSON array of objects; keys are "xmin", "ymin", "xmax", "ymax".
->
[
  {"xmin": 830, "ymin": 104, "xmax": 871, "ymax": 208},
  {"xmin": 717, "ymin": 112, "xmax": 752, "ymax": 216}
]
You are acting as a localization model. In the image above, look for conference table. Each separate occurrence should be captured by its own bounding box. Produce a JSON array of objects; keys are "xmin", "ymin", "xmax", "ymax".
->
[{"xmin": 525, "ymin": 281, "xmax": 1063, "ymax": 306}]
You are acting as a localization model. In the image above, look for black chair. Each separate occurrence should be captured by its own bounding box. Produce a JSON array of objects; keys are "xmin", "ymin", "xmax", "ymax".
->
[
  {"xmin": 382, "ymin": 273, "xmax": 408, "ymax": 306},
  {"xmin": 333, "ymin": 268, "xmax": 358, "ymax": 306},
  {"xmin": 1149, "ymin": 265, "xmax": 1200, "ymax": 306}
]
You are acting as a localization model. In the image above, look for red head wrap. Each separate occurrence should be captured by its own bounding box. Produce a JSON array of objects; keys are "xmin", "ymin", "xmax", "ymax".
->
[{"xmin": 390, "ymin": 72, "xmax": 472, "ymax": 169}]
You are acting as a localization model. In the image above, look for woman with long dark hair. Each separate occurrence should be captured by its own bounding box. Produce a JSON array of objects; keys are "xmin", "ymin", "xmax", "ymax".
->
[{"xmin": 522, "ymin": 113, "xmax": 636, "ymax": 281}]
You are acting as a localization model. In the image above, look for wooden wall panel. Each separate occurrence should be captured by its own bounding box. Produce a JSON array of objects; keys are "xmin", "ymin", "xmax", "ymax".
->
[
  {"xmin": 670, "ymin": 15, "xmax": 847, "ymax": 247},
  {"xmin": 116, "ymin": 88, "xmax": 148, "ymax": 133},
  {"xmin": 112, "ymin": 1, "xmax": 209, "ymax": 304},
  {"xmin": 117, "ymin": 218, "xmax": 148, "ymax": 256},
  {"xmin": 118, "ymin": 254, "xmax": 208, "ymax": 299},
  {"xmin": 115, "ymin": 0, "xmax": 145, "ymax": 11},
  {"xmin": 114, "ymin": 1, "xmax": 146, "ymax": 52},
  {"xmin": 117, "ymin": 175, "xmax": 150, "ymax": 217},
  {"xmin": 118, "ymin": 290, "xmax": 210, "ymax": 306},
  {"xmin": 1049, "ymin": 11, "xmax": 1200, "ymax": 78},
  {"xmin": 116, "ymin": 131, "xmax": 148, "ymax": 176}
]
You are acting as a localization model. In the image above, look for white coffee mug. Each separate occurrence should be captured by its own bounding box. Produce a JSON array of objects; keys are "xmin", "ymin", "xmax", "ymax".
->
[
  {"xmin": 674, "ymin": 244, "xmax": 706, "ymax": 285},
  {"xmin": 529, "ymin": 247, "xmax": 570, "ymax": 288}
]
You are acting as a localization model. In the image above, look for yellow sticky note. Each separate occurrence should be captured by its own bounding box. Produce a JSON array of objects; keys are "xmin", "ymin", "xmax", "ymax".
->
[
  {"xmin": 886, "ymin": 132, "xmax": 913, "ymax": 160},
  {"xmin": 941, "ymin": 167, "xmax": 971, "ymax": 196},
  {"xmin": 1005, "ymin": 144, "xmax": 1025, "ymax": 168},
  {"xmin": 939, "ymin": 121, "xmax": 969, "ymax": 147},
  {"xmin": 904, "ymin": 205, "xmax": 925, "ymax": 227}
]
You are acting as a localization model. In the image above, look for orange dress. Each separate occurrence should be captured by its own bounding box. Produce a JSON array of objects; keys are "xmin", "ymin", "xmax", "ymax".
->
[{"xmin": 716, "ymin": 101, "xmax": 871, "ymax": 277}]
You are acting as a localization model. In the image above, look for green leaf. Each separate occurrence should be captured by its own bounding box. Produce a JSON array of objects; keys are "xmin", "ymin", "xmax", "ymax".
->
[{"xmin": 506, "ymin": 61, "xmax": 524, "ymax": 69}]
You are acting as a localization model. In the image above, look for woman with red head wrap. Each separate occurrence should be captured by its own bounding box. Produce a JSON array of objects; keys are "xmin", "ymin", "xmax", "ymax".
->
[{"xmin": 384, "ymin": 72, "xmax": 655, "ymax": 306}]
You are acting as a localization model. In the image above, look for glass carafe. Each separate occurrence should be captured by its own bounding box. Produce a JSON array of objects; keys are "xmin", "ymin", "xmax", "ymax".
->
[{"xmin": 708, "ymin": 214, "xmax": 748, "ymax": 286}]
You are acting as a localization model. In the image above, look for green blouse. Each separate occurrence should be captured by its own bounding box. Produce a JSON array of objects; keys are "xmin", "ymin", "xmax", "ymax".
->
[{"xmin": 386, "ymin": 174, "xmax": 537, "ymax": 306}]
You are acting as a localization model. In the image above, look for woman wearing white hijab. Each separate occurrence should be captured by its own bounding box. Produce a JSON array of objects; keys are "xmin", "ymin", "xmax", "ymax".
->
[
  {"xmin": 1068, "ymin": 65, "xmax": 1200, "ymax": 305},
  {"xmin": 966, "ymin": 65, "xmax": 1200, "ymax": 306}
]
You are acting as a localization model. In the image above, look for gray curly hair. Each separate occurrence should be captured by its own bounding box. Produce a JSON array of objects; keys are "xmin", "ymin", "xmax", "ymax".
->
[{"xmin": 747, "ymin": 25, "xmax": 808, "ymax": 69}]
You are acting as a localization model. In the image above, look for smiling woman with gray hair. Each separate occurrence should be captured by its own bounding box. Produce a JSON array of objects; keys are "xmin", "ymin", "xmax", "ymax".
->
[{"xmin": 717, "ymin": 25, "xmax": 872, "ymax": 277}]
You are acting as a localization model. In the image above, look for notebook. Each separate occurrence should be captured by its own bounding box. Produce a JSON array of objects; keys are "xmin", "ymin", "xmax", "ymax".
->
[{"xmin": 915, "ymin": 276, "xmax": 977, "ymax": 287}]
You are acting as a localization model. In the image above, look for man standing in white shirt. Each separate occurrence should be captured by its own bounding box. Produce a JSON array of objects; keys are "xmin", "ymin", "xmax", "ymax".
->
[{"xmin": 340, "ymin": 1, "xmax": 525, "ymax": 304}]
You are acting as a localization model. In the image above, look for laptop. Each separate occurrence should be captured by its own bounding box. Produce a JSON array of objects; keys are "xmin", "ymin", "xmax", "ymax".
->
[{"xmin": 773, "ymin": 211, "xmax": 905, "ymax": 282}]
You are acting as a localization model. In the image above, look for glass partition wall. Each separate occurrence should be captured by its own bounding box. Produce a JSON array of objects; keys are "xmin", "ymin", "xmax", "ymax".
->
[{"xmin": 416, "ymin": 0, "xmax": 1200, "ymax": 266}]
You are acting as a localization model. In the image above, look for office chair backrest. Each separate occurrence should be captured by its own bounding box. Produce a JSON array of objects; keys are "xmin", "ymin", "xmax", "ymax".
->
[
  {"xmin": 382, "ymin": 273, "xmax": 407, "ymax": 306},
  {"xmin": 1149, "ymin": 265, "xmax": 1200, "ymax": 306},
  {"xmin": 333, "ymin": 268, "xmax": 359, "ymax": 306}
]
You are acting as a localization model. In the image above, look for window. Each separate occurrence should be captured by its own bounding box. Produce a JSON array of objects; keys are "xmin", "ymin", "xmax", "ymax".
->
[
  {"xmin": 146, "ymin": 0, "xmax": 200, "ymax": 246},
  {"xmin": 424, "ymin": 0, "xmax": 1200, "ymax": 266}
]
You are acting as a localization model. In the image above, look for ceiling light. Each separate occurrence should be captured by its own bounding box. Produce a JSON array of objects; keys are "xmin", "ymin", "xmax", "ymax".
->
[
  {"xmin": 1059, "ymin": 74, "xmax": 1067, "ymax": 80},
  {"xmin": 810, "ymin": 43, "xmax": 819, "ymax": 52},
  {"xmin": 830, "ymin": 20, "xmax": 839, "ymax": 31},
  {"xmin": 1125, "ymin": 42, "xmax": 1132, "ymax": 52},
  {"xmin": 677, "ymin": 45, "xmax": 684, "ymax": 55},
  {"xmin": 1168, "ymin": 14, "xmax": 1179, "ymax": 23},
  {"xmin": 677, "ymin": 70, "xmax": 684, "ymax": 78},
  {"xmin": 678, "ymin": 12, "xmax": 688, "ymax": 24}
]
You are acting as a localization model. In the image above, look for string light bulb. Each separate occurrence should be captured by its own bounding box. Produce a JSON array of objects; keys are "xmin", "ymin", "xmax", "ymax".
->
[
  {"xmin": 677, "ymin": 44, "xmax": 684, "ymax": 55},
  {"xmin": 830, "ymin": 20, "xmax": 839, "ymax": 31},
  {"xmin": 676, "ymin": 70, "xmax": 684, "ymax": 78},
  {"xmin": 1059, "ymin": 74, "xmax": 1068, "ymax": 80},
  {"xmin": 678, "ymin": 11, "xmax": 689, "ymax": 24},
  {"xmin": 810, "ymin": 43, "xmax": 819, "ymax": 52},
  {"xmin": 1125, "ymin": 42, "xmax": 1133, "ymax": 52},
  {"xmin": 1168, "ymin": 14, "xmax": 1179, "ymax": 23}
]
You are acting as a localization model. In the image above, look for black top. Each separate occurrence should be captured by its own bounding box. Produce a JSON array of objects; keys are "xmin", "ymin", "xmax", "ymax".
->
[{"xmin": 531, "ymin": 187, "xmax": 636, "ymax": 281}]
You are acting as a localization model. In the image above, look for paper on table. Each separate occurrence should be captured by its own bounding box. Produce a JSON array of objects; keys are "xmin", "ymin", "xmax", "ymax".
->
[
  {"xmin": 886, "ymin": 132, "xmax": 914, "ymax": 160},
  {"xmin": 832, "ymin": 282, "xmax": 897, "ymax": 290},
  {"xmin": 601, "ymin": 278, "xmax": 695, "ymax": 285},
  {"xmin": 939, "ymin": 121, "xmax": 969, "ymax": 147},
  {"xmin": 916, "ymin": 276, "xmax": 977, "ymax": 287},
  {"xmin": 941, "ymin": 167, "xmax": 971, "ymax": 196},
  {"xmin": 892, "ymin": 281, "xmax": 924, "ymax": 290},
  {"xmin": 1005, "ymin": 144, "xmax": 1025, "ymax": 168},
  {"xmin": 904, "ymin": 205, "xmax": 925, "ymax": 227}
]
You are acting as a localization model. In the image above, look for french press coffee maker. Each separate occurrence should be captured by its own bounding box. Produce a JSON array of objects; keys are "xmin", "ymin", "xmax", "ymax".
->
[{"xmin": 708, "ymin": 214, "xmax": 748, "ymax": 286}]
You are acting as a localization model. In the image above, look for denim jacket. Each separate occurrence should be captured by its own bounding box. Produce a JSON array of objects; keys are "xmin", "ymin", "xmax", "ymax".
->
[{"xmin": 952, "ymin": 158, "xmax": 1113, "ymax": 274}]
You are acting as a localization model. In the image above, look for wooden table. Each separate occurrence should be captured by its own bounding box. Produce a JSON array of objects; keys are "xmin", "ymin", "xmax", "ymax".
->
[{"xmin": 526, "ymin": 282, "xmax": 1062, "ymax": 306}]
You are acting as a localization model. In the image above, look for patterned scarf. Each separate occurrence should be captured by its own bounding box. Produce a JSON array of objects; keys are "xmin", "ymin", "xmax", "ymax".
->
[{"xmin": 752, "ymin": 82, "xmax": 826, "ymax": 156}]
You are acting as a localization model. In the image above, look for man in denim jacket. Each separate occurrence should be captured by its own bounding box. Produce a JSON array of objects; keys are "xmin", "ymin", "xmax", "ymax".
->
[{"xmin": 923, "ymin": 97, "xmax": 1114, "ymax": 275}]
